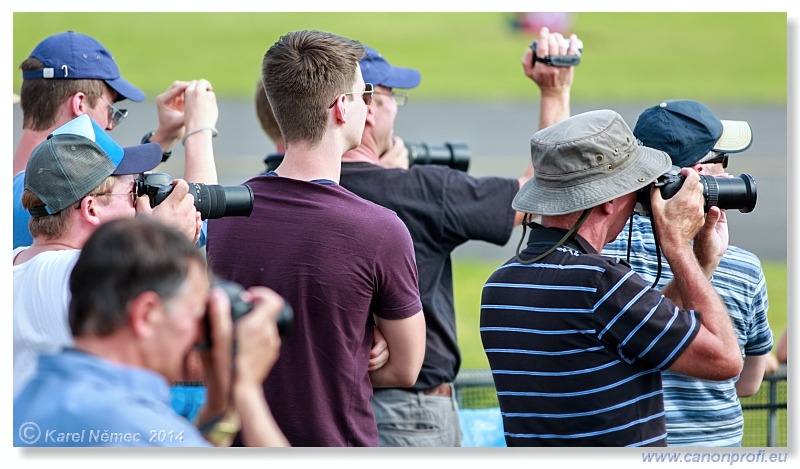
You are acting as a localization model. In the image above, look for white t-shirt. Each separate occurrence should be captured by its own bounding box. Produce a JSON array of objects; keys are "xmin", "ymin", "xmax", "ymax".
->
[{"xmin": 13, "ymin": 247, "xmax": 80, "ymax": 396}]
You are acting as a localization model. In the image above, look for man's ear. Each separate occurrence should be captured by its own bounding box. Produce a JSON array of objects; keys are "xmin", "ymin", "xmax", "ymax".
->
[
  {"xmin": 128, "ymin": 291, "xmax": 163, "ymax": 340},
  {"xmin": 74, "ymin": 196, "xmax": 103, "ymax": 227},
  {"xmin": 331, "ymin": 97, "xmax": 348, "ymax": 124},
  {"xmin": 69, "ymin": 92, "xmax": 89, "ymax": 116}
]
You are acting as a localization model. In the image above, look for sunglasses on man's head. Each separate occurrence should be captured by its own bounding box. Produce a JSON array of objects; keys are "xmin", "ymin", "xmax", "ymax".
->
[{"xmin": 704, "ymin": 152, "xmax": 729, "ymax": 169}]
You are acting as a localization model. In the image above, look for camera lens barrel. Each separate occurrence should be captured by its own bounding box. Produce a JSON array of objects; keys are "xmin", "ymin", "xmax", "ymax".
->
[
  {"xmin": 702, "ymin": 173, "xmax": 757, "ymax": 213},
  {"xmin": 190, "ymin": 183, "xmax": 254, "ymax": 220},
  {"xmin": 657, "ymin": 170, "xmax": 757, "ymax": 213},
  {"xmin": 406, "ymin": 141, "xmax": 471, "ymax": 172}
]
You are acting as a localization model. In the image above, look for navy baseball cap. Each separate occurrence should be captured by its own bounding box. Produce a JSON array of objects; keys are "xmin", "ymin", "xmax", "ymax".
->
[
  {"xmin": 25, "ymin": 114, "xmax": 161, "ymax": 217},
  {"xmin": 633, "ymin": 100, "xmax": 752, "ymax": 168},
  {"xmin": 359, "ymin": 45, "xmax": 421, "ymax": 89},
  {"xmin": 21, "ymin": 30, "xmax": 145, "ymax": 102}
]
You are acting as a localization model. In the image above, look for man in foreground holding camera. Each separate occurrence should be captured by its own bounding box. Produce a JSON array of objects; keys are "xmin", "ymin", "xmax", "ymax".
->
[
  {"xmin": 13, "ymin": 114, "xmax": 201, "ymax": 396},
  {"xmin": 331, "ymin": 27, "xmax": 579, "ymax": 447},
  {"xmin": 602, "ymin": 100, "xmax": 773, "ymax": 446},
  {"xmin": 14, "ymin": 217, "xmax": 289, "ymax": 447},
  {"xmin": 479, "ymin": 109, "xmax": 742, "ymax": 446}
]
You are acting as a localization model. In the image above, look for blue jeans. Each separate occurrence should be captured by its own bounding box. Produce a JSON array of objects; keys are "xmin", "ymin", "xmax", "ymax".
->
[{"xmin": 370, "ymin": 385, "xmax": 461, "ymax": 447}]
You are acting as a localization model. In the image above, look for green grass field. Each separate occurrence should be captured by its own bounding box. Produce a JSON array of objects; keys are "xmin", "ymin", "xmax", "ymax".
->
[{"xmin": 12, "ymin": 12, "xmax": 787, "ymax": 103}]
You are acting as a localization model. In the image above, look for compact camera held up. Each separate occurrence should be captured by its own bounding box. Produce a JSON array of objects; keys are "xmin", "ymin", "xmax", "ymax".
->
[
  {"xmin": 636, "ymin": 165, "xmax": 757, "ymax": 215},
  {"xmin": 136, "ymin": 172, "xmax": 254, "ymax": 220},
  {"xmin": 530, "ymin": 38, "xmax": 584, "ymax": 67}
]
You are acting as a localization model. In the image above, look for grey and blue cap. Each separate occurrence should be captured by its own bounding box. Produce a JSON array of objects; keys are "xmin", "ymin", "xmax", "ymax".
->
[{"xmin": 25, "ymin": 114, "xmax": 162, "ymax": 217}]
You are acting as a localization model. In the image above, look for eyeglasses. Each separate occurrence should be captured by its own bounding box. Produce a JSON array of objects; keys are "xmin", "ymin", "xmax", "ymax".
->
[
  {"xmin": 96, "ymin": 190, "xmax": 136, "ymax": 206},
  {"xmin": 704, "ymin": 152, "xmax": 729, "ymax": 169},
  {"xmin": 374, "ymin": 90, "xmax": 408, "ymax": 107},
  {"xmin": 329, "ymin": 83, "xmax": 374, "ymax": 108},
  {"xmin": 99, "ymin": 96, "xmax": 129, "ymax": 126}
]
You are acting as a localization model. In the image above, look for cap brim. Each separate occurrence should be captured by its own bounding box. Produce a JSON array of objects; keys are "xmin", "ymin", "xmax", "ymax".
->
[
  {"xmin": 714, "ymin": 120, "xmax": 752, "ymax": 153},
  {"xmin": 379, "ymin": 66, "xmax": 421, "ymax": 89},
  {"xmin": 512, "ymin": 146, "xmax": 672, "ymax": 216},
  {"xmin": 112, "ymin": 142, "xmax": 162, "ymax": 175},
  {"xmin": 106, "ymin": 76, "xmax": 145, "ymax": 102}
]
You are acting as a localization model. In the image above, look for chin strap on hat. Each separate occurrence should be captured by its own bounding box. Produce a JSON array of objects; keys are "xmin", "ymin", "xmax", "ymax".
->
[{"xmin": 515, "ymin": 208, "xmax": 593, "ymax": 265}]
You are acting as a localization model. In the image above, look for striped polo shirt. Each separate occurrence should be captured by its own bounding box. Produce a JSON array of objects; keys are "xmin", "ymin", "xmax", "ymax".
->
[
  {"xmin": 603, "ymin": 213, "xmax": 773, "ymax": 446},
  {"xmin": 480, "ymin": 223, "xmax": 701, "ymax": 447}
]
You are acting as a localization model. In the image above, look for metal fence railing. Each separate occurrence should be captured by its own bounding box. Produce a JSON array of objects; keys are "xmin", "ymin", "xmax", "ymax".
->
[{"xmin": 454, "ymin": 365, "xmax": 788, "ymax": 447}]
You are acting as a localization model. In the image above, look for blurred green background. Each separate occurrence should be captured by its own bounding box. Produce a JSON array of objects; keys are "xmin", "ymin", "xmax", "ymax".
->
[
  {"xmin": 13, "ymin": 12, "xmax": 787, "ymax": 103},
  {"xmin": 12, "ymin": 11, "xmax": 788, "ymax": 371}
]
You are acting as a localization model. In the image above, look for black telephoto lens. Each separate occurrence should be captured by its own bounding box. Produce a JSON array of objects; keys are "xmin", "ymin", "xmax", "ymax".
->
[
  {"xmin": 701, "ymin": 173, "xmax": 757, "ymax": 213},
  {"xmin": 190, "ymin": 183, "xmax": 254, "ymax": 220}
]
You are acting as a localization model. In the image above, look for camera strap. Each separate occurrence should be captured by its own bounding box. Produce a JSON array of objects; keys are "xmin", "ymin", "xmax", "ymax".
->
[
  {"xmin": 625, "ymin": 212, "xmax": 663, "ymax": 289},
  {"xmin": 514, "ymin": 208, "xmax": 592, "ymax": 265}
]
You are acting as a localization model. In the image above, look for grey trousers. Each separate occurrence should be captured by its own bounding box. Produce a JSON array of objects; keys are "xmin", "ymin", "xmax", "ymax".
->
[{"xmin": 370, "ymin": 385, "xmax": 462, "ymax": 447}]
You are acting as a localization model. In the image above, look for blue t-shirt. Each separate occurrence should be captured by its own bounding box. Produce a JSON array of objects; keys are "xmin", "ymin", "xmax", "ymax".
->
[
  {"xmin": 13, "ymin": 171, "xmax": 33, "ymax": 248},
  {"xmin": 14, "ymin": 349, "xmax": 210, "ymax": 447}
]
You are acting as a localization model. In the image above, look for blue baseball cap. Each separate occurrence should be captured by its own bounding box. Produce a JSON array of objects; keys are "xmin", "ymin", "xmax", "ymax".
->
[
  {"xmin": 633, "ymin": 100, "xmax": 753, "ymax": 168},
  {"xmin": 359, "ymin": 45, "xmax": 421, "ymax": 89},
  {"xmin": 24, "ymin": 114, "xmax": 161, "ymax": 216},
  {"xmin": 21, "ymin": 30, "xmax": 145, "ymax": 102}
]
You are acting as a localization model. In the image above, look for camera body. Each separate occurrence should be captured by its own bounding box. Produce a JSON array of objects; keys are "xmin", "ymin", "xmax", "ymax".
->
[
  {"xmin": 406, "ymin": 141, "xmax": 470, "ymax": 172},
  {"xmin": 530, "ymin": 38, "xmax": 583, "ymax": 67},
  {"xmin": 197, "ymin": 279, "xmax": 294, "ymax": 350},
  {"xmin": 636, "ymin": 166, "xmax": 757, "ymax": 215},
  {"xmin": 136, "ymin": 172, "xmax": 254, "ymax": 220}
]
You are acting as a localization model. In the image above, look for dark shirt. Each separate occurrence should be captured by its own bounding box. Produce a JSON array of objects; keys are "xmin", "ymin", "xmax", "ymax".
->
[
  {"xmin": 480, "ymin": 224, "xmax": 701, "ymax": 447},
  {"xmin": 340, "ymin": 162, "xmax": 517, "ymax": 390},
  {"xmin": 206, "ymin": 174, "xmax": 422, "ymax": 447}
]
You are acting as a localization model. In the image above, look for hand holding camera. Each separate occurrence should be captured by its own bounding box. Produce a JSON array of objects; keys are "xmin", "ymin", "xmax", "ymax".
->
[
  {"xmin": 135, "ymin": 178, "xmax": 203, "ymax": 243},
  {"xmin": 198, "ymin": 280, "xmax": 293, "ymax": 419}
]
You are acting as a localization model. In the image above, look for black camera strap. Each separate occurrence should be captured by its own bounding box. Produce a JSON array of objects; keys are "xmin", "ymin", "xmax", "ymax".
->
[
  {"xmin": 625, "ymin": 212, "xmax": 663, "ymax": 289},
  {"xmin": 515, "ymin": 208, "xmax": 592, "ymax": 265}
]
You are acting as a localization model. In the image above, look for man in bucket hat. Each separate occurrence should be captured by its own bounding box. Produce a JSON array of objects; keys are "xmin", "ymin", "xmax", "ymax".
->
[
  {"xmin": 13, "ymin": 114, "xmax": 201, "ymax": 396},
  {"xmin": 479, "ymin": 109, "xmax": 742, "ymax": 446},
  {"xmin": 603, "ymin": 100, "xmax": 773, "ymax": 446}
]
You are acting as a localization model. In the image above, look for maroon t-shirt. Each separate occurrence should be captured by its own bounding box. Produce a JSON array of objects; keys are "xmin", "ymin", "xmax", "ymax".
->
[{"xmin": 206, "ymin": 174, "xmax": 421, "ymax": 447}]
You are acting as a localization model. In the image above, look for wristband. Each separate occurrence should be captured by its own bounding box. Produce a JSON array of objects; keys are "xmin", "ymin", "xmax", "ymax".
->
[
  {"xmin": 196, "ymin": 411, "xmax": 241, "ymax": 447},
  {"xmin": 141, "ymin": 131, "xmax": 173, "ymax": 163},
  {"xmin": 181, "ymin": 127, "xmax": 219, "ymax": 146}
]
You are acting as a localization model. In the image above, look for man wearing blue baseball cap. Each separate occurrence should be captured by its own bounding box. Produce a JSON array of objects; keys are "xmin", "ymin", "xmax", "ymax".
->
[
  {"xmin": 13, "ymin": 30, "xmax": 220, "ymax": 248},
  {"xmin": 603, "ymin": 100, "xmax": 773, "ymax": 446},
  {"xmin": 13, "ymin": 114, "xmax": 202, "ymax": 397},
  {"xmin": 336, "ymin": 27, "xmax": 581, "ymax": 446}
]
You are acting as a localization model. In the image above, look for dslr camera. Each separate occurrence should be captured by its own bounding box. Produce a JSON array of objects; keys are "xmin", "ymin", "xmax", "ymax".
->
[
  {"xmin": 637, "ymin": 166, "xmax": 757, "ymax": 215},
  {"xmin": 136, "ymin": 172, "xmax": 254, "ymax": 220},
  {"xmin": 197, "ymin": 279, "xmax": 294, "ymax": 350},
  {"xmin": 406, "ymin": 141, "xmax": 470, "ymax": 172}
]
